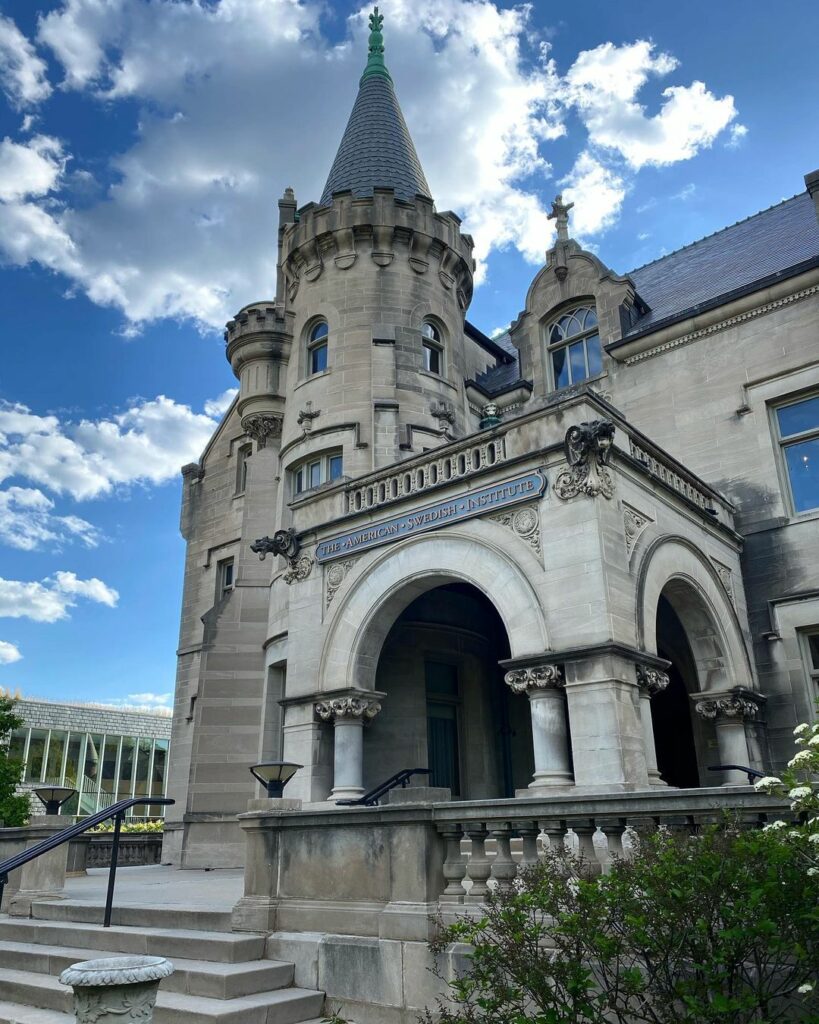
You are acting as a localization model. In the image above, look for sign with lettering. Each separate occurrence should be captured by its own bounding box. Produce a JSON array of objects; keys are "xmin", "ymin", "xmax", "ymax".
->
[{"xmin": 315, "ymin": 471, "xmax": 546, "ymax": 563}]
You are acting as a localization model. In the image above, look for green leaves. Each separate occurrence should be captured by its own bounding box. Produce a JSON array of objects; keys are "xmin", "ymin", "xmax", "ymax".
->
[{"xmin": 0, "ymin": 694, "xmax": 28, "ymax": 826}]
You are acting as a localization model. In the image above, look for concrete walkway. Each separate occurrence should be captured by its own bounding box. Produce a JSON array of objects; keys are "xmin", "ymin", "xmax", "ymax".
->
[{"xmin": 63, "ymin": 864, "xmax": 243, "ymax": 912}]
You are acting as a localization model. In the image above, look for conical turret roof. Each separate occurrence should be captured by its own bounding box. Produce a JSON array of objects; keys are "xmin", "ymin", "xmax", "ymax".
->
[{"xmin": 319, "ymin": 8, "xmax": 432, "ymax": 207}]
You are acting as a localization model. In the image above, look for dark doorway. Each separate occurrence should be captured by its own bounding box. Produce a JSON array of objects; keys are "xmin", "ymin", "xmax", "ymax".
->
[
  {"xmin": 651, "ymin": 595, "xmax": 701, "ymax": 788},
  {"xmin": 371, "ymin": 582, "xmax": 532, "ymax": 798}
]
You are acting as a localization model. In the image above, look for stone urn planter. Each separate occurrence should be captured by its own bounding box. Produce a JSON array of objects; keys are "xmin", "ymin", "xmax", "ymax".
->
[{"xmin": 59, "ymin": 955, "xmax": 174, "ymax": 1024}]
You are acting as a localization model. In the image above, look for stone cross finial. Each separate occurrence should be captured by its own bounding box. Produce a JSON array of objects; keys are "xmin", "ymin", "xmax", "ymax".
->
[{"xmin": 548, "ymin": 193, "xmax": 574, "ymax": 242}]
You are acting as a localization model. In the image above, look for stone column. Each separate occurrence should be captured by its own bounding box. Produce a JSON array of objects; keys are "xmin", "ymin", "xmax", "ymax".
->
[
  {"xmin": 636, "ymin": 666, "xmax": 670, "ymax": 787},
  {"xmin": 315, "ymin": 695, "xmax": 381, "ymax": 801},
  {"xmin": 505, "ymin": 664, "xmax": 573, "ymax": 791},
  {"xmin": 59, "ymin": 956, "xmax": 173, "ymax": 1024},
  {"xmin": 694, "ymin": 691, "xmax": 761, "ymax": 786}
]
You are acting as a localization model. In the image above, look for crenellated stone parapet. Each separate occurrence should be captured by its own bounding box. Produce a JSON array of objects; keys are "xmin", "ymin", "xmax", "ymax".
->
[
  {"xmin": 225, "ymin": 301, "xmax": 294, "ymax": 429},
  {"xmin": 280, "ymin": 190, "xmax": 475, "ymax": 311}
]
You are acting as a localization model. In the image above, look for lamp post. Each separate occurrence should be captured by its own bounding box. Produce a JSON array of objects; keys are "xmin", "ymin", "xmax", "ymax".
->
[
  {"xmin": 249, "ymin": 762, "xmax": 302, "ymax": 798},
  {"xmin": 33, "ymin": 786, "xmax": 76, "ymax": 815}
]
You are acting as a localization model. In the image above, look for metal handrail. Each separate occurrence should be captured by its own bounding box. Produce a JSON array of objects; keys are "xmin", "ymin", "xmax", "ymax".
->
[
  {"xmin": 707, "ymin": 763, "xmax": 767, "ymax": 785},
  {"xmin": 0, "ymin": 796, "xmax": 173, "ymax": 927},
  {"xmin": 336, "ymin": 768, "xmax": 431, "ymax": 807}
]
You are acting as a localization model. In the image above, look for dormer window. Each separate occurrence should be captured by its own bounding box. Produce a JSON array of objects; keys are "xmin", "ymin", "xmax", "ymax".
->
[
  {"xmin": 547, "ymin": 305, "xmax": 602, "ymax": 390},
  {"xmin": 308, "ymin": 321, "xmax": 329, "ymax": 375},
  {"xmin": 422, "ymin": 321, "xmax": 443, "ymax": 375}
]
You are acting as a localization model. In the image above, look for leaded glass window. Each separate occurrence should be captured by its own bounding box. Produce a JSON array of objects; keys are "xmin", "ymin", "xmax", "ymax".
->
[{"xmin": 547, "ymin": 305, "xmax": 602, "ymax": 389}]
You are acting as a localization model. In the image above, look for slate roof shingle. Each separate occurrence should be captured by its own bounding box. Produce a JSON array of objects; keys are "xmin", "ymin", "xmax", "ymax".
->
[{"xmin": 320, "ymin": 74, "xmax": 432, "ymax": 206}]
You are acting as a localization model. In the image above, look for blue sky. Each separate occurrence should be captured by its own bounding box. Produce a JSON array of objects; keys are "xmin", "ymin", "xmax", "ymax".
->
[{"xmin": 0, "ymin": 0, "xmax": 816, "ymax": 707}]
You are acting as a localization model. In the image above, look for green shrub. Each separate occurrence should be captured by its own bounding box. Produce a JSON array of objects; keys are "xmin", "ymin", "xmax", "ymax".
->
[
  {"xmin": 89, "ymin": 818, "xmax": 164, "ymax": 834},
  {"xmin": 427, "ymin": 824, "xmax": 819, "ymax": 1024},
  {"xmin": 0, "ymin": 695, "xmax": 30, "ymax": 827}
]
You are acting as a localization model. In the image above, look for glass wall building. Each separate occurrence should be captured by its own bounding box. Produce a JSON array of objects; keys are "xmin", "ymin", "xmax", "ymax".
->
[{"xmin": 5, "ymin": 697, "xmax": 172, "ymax": 818}]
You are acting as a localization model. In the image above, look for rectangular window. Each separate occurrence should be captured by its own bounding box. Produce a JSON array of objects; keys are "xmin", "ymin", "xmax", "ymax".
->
[
  {"xmin": 26, "ymin": 728, "xmax": 48, "ymax": 782},
  {"xmin": 775, "ymin": 394, "xmax": 819, "ymax": 514},
  {"xmin": 45, "ymin": 729, "xmax": 67, "ymax": 783},
  {"xmin": 6, "ymin": 728, "xmax": 26, "ymax": 765},
  {"xmin": 423, "ymin": 342, "xmax": 442, "ymax": 375},
  {"xmin": 293, "ymin": 452, "xmax": 343, "ymax": 495},
  {"xmin": 218, "ymin": 558, "xmax": 234, "ymax": 599},
  {"xmin": 310, "ymin": 342, "xmax": 328, "ymax": 375},
  {"xmin": 805, "ymin": 631, "xmax": 819, "ymax": 695},
  {"xmin": 328, "ymin": 454, "xmax": 343, "ymax": 482},
  {"xmin": 309, "ymin": 460, "xmax": 321, "ymax": 489},
  {"xmin": 235, "ymin": 444, "xmax": 251, "ymax": 494}
]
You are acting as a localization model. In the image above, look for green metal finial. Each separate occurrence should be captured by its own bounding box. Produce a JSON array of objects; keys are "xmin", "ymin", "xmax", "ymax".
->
[{"xmin": 361, "ymin": 6, "xmax": 392, "ymax": 82}]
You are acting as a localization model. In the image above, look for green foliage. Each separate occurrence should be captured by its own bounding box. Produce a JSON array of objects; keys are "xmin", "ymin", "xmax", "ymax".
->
[
  {"xmin": 89, "ymin": 818, "xmax": 164, "ymax": 834},
  {"xmin": 0, "ymin": 695, "xmax": 29, "ymax": 827},
  {"xmin": 427, "ymin": 824, "xmax": 819, "ymax": 1024}
]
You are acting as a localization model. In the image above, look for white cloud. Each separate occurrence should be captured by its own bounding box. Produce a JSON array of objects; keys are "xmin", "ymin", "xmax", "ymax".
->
[
  {"xmin": 0, "ymin": 394, "xmax": 219, "ymax": 501},
  {"xmin": 203, "ymin": 388, "xmax": 238, "ymax": 418},
  {"xmin": 0, "ymin": 571, "xmax": 118, "ymax": 623},
  {"xmin": 0, "ymin": 2, "xmax": 742, "ymax": 329},
  {"xmin": 726, "ymin": 123, "xmax": 749, "ymax": 149},
  {"xmin": 0, "ymin": 135, "xmax": 65, "ymax": 201},
  {"xmin": 0, "ymin": 15, "xmax": 51, "ymax": 109},
  {"xmin": 0, "ymin": 486, "xmax": 100, "ymax": 551},
  {"xmin": 0, "ymin": 640, "xmax": 22, "ymax": 664},
  {"xmin": 564, "ymin": 41, "xmax": 738, "ymax": 170},
  {"xmin": 124, "ymin": 691, "xmax": 172, "ymax": 707}
]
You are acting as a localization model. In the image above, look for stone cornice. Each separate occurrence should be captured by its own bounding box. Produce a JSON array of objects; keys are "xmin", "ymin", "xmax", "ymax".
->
[{"xmin": 500, "ymin": 642, "xmax": 671, "ymax": 673}]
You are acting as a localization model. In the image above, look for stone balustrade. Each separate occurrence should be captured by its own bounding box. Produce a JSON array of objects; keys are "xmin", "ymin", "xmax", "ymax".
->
[{"xmin": 232, "ymin": 787, "xmax": 790, "ymax": 937}]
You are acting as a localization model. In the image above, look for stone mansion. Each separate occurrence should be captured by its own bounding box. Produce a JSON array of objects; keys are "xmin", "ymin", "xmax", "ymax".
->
[{"xmin": 161, "ymin": 11, "xmax": 819, "ymax": 869}]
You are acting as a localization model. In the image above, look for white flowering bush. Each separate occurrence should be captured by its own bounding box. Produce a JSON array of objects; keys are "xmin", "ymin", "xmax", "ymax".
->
[{"xmin": 754, "ymin": 714, "xmax": 819, "ymax": 877}]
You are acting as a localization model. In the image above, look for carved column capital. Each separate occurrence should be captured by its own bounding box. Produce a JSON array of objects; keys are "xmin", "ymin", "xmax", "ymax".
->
[
  {"xmin": 636, "ymin": 665, "xmax": 670, "ymax": 697},
  {"xmin": 504, "ymin": 664, "xmax": 564, "ymax": 695},
  {"xmin": 694, "ymin": 693, "xmax": 761, "ymax": 721},
  {"xmin": 315, "ymin": 696, "xmax": 381, "ymax": 722},
  {"xmin": 242, "ymin": 413, "xmax": 283, "ymax": 449}
]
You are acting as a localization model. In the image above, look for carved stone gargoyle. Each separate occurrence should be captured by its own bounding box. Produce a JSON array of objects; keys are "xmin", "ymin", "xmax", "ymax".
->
[
  {"xmin": 250, "ymin": 528, "xmax": 300, "ymax": 562},
  {"xmin": 554, "ymin": 419, "xmax": 615, "ymax": 500}
]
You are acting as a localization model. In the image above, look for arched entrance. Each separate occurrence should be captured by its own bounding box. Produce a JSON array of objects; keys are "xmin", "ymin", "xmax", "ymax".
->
[{"xmin": 367, "ymin": 582, "xmax": 534, "ymax": 799}]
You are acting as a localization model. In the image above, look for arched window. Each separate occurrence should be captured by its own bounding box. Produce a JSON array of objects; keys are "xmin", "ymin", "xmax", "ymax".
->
[
  {"xmin": 421, "ymin": 321, "xmax": 443, "ymax": 375},
  {"xmin": 546, "ymin": 305, "xmax": 602, "ymax": 389},
  {"xmin": 307, "ymin": 320, "xmax": 329, "ymax": 375}
]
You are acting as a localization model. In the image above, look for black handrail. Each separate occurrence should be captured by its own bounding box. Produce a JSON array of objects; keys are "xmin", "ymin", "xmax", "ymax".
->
[
  {"xmin": 336, "ymin": 768, "xmax": 431, "ymax": 807},
  {"xmin": 707, "ymin": 763, "xmax": 767, "ymax": 785},
  {"xmin": 0, "ymin": 796, "xmax": 173, "ymax": 927}
]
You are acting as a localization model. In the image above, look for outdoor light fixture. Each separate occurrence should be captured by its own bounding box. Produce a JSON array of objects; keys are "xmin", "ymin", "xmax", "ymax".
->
[
  {"xmin": 249, "ymin": 761, "xmax": 302, "ymax": 798},
  {"xmin": 33, "ymin": 786, "xmax": 76, "ymax": 815}
]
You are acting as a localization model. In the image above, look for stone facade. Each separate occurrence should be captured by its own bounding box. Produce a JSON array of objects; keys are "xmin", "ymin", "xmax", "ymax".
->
[{"xmin": 162, "ymin": 14, "xmax": 819, "ymax": 868}]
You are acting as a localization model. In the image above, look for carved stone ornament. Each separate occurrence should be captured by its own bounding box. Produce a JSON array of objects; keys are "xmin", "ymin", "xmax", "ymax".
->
[
  {"xmin": 504, "ymin": 664, "xmax": 564, "ymax": 694},
  {"xmin": 283, "ymin": 556, "xmax": 313, "ymax": 585},
  {"xmin": 314, "ymin": 696, "xmax": 381, "ymax": 722},
  {"xmin": 242, "ymin": 414, "xmax": 283, "ymax": 449},
  {"xmin": 297, "ymin": 401, "xmax": 321, "ymax": 433},
  {"xmin": 554, "ymin": 420, "xmax": 615, "ymax": 501},
  {"xmin": 490, "ymin": 505, "xmax": 541, "ymax": 555},
  {"xmin": 711, "ymin": 559, "xmax": 736, "ymax": 606},
  {"xmin": 636, "ymin": 665, "xmax": 670, "ymax": 697},
  {"xmin": 60, "ymin": 956, "xmax": 173, "ymax": 1024},
  {"xmin": 694, "ymin": 694, "xmax": 760, "ymax": 721},
  {"xmin": 623, "ymin": 504, "xmax": 652, "ymax": 557},
  {"xmin": 250, "ymin": 528, "xmax": 300, "ymax": 562},
  {"xmin": 326, "ymin": 559, "xmax": 356, "ymax": 606}
]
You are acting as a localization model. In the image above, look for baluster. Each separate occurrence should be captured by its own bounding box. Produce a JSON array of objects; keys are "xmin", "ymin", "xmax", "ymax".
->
[
  {"xmin": 597, "ymin": 818, "xmax": 627, "ymax": 873},
  {"xmin": 489, "ymin": 823, "xmax": 516, "ymax": 893},
  {"xmin": 438, "ymin": 825, "xmax": 467, "ymax": 903},
  {"xmin": 464, "ymin": 825, "xmax": 491, "ymax": 904},
  {"xmin": 517, "ymin": 821, "xmax": 540, "ymax": 873},
  {"xmin": 541, "ymin": 819, "xmax": 568, "ymax": 858},
  {"xmin": 570, "ymin": 818, "xmax": 602, "ymax": 877}
]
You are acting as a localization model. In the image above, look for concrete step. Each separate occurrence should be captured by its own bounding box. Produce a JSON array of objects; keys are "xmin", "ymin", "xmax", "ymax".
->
[
  {"xmin": 31, "ymin": 900, "xmax": 234, "ymax": 933},
  {"xmin": 0, "ymin": 969, "xmax": 324, "ymax": 1024},
  {"xmin": 0, "ymin": 918, "xmax": 266, "ymax": 963},
  {"xmin": 0, "ymin": 941, "xmax": 294, "ymax": 999},
  {"xmin": 0, "ymin": 999, "xmax": 73, "ymax": 1024}
]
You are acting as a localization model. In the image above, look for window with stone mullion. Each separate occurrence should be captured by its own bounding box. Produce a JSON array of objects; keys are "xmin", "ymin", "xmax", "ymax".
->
[{"xmin": 547, "ymin": 305, "xmax": 602, "ymax": 390}]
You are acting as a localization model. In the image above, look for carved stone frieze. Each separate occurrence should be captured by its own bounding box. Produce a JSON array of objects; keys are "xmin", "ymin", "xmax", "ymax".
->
[
  {"xmin": 623, "ymin": 504, "xmax": 652, "ymax": 558},
  {"xmin": 504, "ymin": 664, "xmax": 563, "ymax": 695},
  {"xmin": 489, "ymin": 505, "xmax": 541, "ymax": 555},
  {"xmin": 554, "ymin": 420, "xmax": 615, "ymax": 500},
  {"xmin": 711, "ymin": 559, "xmax": 736, "ymax": 606},
  {"xmin": 314, "ymin": 696, "xmax": 381, "ymax": 722},
  {"xmin": 242, "ymin": 414, "xmax": 283, "ymax": 449},
  {"xmin": 283, "ymin": 556, "xmax": 313, "ymax": 585},
  {"xmin": 326, "ymin": 559, "xmax": 357, "ymax": 606},
  {"xmin": 636, "ymin": 665, "xmax": 669, "ymax": 697},
  {"xmin": 694, "ymin": 694, "xmax": 760, "ymax": 721}
]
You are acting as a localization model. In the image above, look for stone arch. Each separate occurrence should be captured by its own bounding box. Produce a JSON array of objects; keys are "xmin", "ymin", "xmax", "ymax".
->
[
  {"xmin": 636, "ymin": 535, "xmax": 754, "ymax": 692},
  {"xmin": 319, "ymin": 529, "xmax": 549, "ymax": 694}
]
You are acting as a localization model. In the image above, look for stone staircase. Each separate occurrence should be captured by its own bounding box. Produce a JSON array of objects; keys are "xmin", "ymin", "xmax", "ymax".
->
[{"xmin": 0, "ymin": 901, "xmax": 325, "ymax": 1024}]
